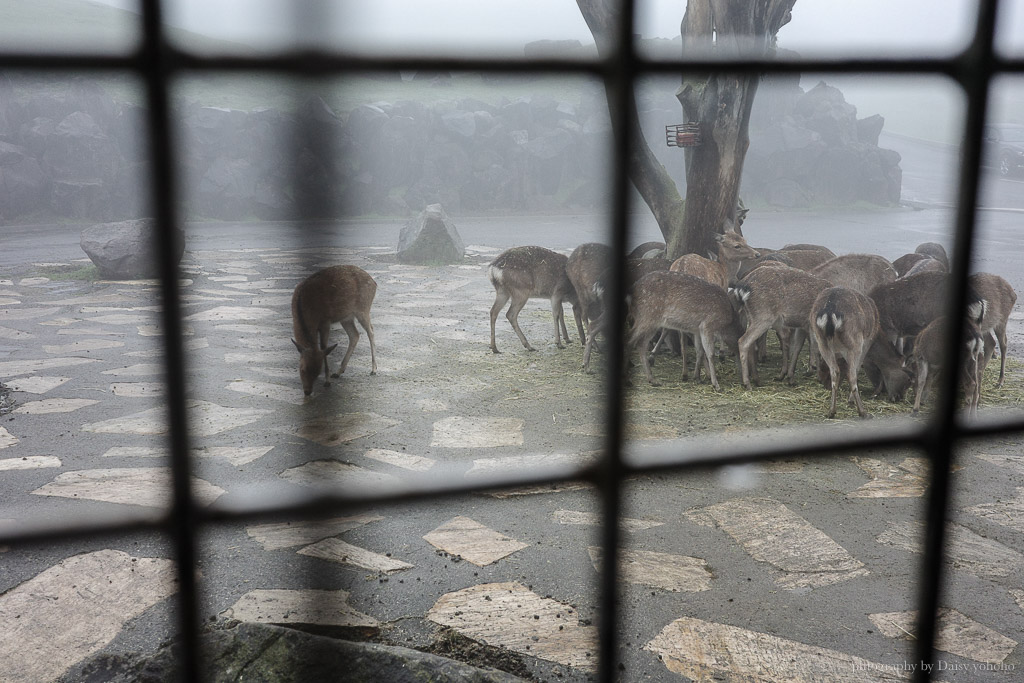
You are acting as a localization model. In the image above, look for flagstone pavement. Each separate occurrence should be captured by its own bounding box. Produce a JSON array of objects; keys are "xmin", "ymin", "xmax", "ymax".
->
[{"xmin": 0, "ymin": 242, "xmax": 1021, "ymax": 682}]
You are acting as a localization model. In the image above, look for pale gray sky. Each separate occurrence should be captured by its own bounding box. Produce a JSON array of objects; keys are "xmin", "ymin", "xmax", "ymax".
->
[{"xmin": 89, "ymin": 0, "xmax": 1023, "ymax": 56}]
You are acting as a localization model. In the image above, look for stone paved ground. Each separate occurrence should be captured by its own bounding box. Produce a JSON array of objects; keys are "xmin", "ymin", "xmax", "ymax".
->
[{"xmin": 1, "ymin": 241, "xmax": 1022, "ymax": 682}]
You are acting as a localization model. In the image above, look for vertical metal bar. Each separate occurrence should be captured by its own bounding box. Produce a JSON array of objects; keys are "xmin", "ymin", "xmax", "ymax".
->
[
  {"xmin": 912, "ymin": 1, "xmax": 999, "ymax": 680},
  {"xmin": 138, "ymin": 2, "xmax": 202, "ymax": 681},
  {"xmin": 597, "ymin": 1, "xmax": 636, "ymax": 680}
]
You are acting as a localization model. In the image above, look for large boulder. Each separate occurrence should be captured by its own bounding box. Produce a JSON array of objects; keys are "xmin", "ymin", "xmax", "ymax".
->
[
  {"xmin": 397, "ymin": 204, "xmax": 464, "ymax": 264},
  {"xmin": 80, "ymin": 218, "xmax": 184, "ymax": 279}
]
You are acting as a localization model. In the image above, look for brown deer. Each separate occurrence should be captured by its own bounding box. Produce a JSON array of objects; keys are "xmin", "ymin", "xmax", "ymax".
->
[
  {"xmin": 488, "ymin": 245, "xmax": 578, "ymax": 353},
  {"xmin": 567, "ymin": 242, "xmax": 612, "ymax": 344},
  {"xmin": 626, "ymin": 271, "xmax": 745, "ymax": 391},
  {"xmin": 627, "ymin": 241, "xmax": 666, "ymax": 260},
  {"xmin": 730, "ymin": 265, "xmax": 832, "ymax": 389},
  {"xmin": 892, "ymin": 252, "xmax": 930, "ymax": 278},
  {"xmin": 869, "ymin": 271, "xmax": 949, "ymax": 356},
  {"xmin": 291, "ymin": 265, "xmax": 378, "ymax": 396},
  {"xmin": 862, "ymin": 332, "xmax": 913, "ymax": 401},
  {"xmin": 773, "ymin": 248, "xmax": 835, "ymax": 272},
  {"xmin": 969, "ymin": 272, "xmax": 1017, "ymax": 387},
  {"xmin": 810, "ymin": 253, "xmax": 898, "ymax": 295},
  {"xmin": 669, "ymin": 231, "xmax": 760, "ymax": 288},
  {"xmin": 910, "ymin": 315, "xmax": 985, "ymax": 417},
  {"xmin": 915, "ymin": 242, "xmax": 950, "ymax": 270},
  {"xmin": 582, "ymin": 257, "xmax": 671, "ymax": 373},
  {"xmin": 809, "ymin": 287, "xmax": 879, "ymax": 418}
]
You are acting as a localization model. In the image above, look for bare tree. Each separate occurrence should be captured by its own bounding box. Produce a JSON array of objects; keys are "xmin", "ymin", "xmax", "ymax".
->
[{"xmin": 576, "ymin": 0, "xmax": 796, "ymax": 261}]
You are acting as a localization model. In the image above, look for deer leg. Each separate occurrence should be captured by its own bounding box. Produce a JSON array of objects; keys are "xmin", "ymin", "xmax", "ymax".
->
[
  {"xmin": 680, "ymin": 333, "xmax": 690, "ymax": 381},
  {"xmin": 699, "ymin": 328, "xmax": 721, "ymax": 391},
  {"xmin": 582, "ymin": 315, "xmax": 604, "ymax": 373},
  {"xmin": 335, "ymin": 319, "xmax": 360, "ymax": 376},
  {"xmin": 848, "ymin": 352, "xmax": 869, "ymax": 419},
  {"xmin": 356, "ymin": 311, "xmax": 377, "ymax": 375},
  {"xmin": 638, "ymin": 330, "xmax": 660, "ymax": 386},
  {"xmin": 506, "ymin": 291, "xmax": 535, "ymax": 351},
  {"xmin": 572, "ymin": 302, "xmax": 586, "ymax": 346},
  {"xmin": 783, "ymin": 328, "xmax": 806, "ymax": 384},
  {"xmin": 738, "ymin": 326, "xmax": 765, "ymax": 390},
  {"xmin": 489, "ymin": 289, "xmax": 511, "ymax": 353},
  {"xmin": 318, "ymin": 322, "xmax": 335, "ymax": 384},
  {"xmin": 826, "ymin": 355, "xmax": 840, "ymax": 419},
  {"xmin": 551, "ymin": 298, "xmax": 567, "ymax": 349},
  {"xmin": 912, "ymin": 361, "xmax": 929, "ymax": 413}
]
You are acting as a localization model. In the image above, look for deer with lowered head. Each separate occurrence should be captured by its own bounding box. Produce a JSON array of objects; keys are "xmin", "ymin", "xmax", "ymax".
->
[
  {"xmin": 626, "ymin": 271, "xmax": 746, "ymax": 391},
  {"xmin": 730, "ymin": 264, "xmax": 832, "ymax": 389},
  {"xmin": 291, "ymin": 265, "xmax": 378, "ymax": 396},
  {"xmin": 567, "ymin": 242, "xmax": 612, "ymax": 344},
  {"xmin": 809, "ymin": 287, "xmax": 881, "ymax": 418},
  {"xmin": 488, "ymin": 245, "xmax": 579, "ymax": 353},
  {"xmin": 910, "ymin": 315, "xmax": 985, "ymax": 417},
  {"xmin": 968, "ymin": 272, "xmax": 1017, "ymax": 388}
]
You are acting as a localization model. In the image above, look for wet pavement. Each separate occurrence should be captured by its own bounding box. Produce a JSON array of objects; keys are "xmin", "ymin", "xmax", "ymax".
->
[{"xmin": 1, "ymin": 213, "xmax": 1023, "ymax": 681}]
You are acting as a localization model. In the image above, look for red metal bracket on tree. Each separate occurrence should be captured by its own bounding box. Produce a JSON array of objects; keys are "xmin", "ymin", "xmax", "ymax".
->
[{"xmin": 665, "ymin": 123, "xmax": 701, "ymax": 147}]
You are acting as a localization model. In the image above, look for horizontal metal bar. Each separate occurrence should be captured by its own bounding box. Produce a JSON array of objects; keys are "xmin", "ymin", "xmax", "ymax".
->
[{"xmin": 3, "ymin": 46, "xmax": 1024, "ymax": 78}]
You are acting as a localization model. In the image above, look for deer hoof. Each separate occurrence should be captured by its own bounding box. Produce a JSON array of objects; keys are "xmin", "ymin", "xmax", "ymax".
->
[
  {"xmin": 330, "ymin": 372, "xmax": 340, "ymax": 378},
  {"xmin": 370, "ymin": 370, "xmax": 377, "ymax": 376},
  {"xmin": 649, "ymin": 379, "xmax": 662, "ymax": 387},
  {"xmin": 491, "ymin": 347, "xmax": 500, "ymax": 354}
]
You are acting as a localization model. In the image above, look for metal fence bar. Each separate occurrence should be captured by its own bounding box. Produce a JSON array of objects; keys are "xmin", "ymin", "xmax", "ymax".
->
[
  {"xmin": 0, "ymin": 1, "xmax": 1019, "ymax": 681},
  {"xmin": 913, "ymin": 1, "xmax": 1001, "ymax": 679},
  {"xmin": 596, "ymin": 1, "xmax": 638, "ymax": 677},
  {"xmin": 139, "ymin": 1, "xmax": 202, "ymax": 680}
]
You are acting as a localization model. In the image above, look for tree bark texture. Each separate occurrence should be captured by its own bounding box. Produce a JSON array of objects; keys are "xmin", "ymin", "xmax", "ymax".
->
[{"xmin": 576, "ymin": 0, "xmax": 795, "ymax": 262}]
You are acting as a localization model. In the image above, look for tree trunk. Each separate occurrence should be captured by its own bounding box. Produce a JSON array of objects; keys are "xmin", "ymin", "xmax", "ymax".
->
[
  {"xmin": 575, "ymin": 1, "xmax": 685, "ymax": 245},
  {"xmin": 576, "ymin": 0, "xmax": 795, "ymax": 261}
]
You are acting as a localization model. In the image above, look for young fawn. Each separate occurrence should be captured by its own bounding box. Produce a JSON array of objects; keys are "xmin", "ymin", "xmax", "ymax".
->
[{"xmin": 291, "ymin": 265, "xmax": 378, "ymax": 396}]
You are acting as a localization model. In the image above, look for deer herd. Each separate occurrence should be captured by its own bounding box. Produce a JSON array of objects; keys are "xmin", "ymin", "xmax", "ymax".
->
[
  {"xmin": 484, "ymin": 227, "xmax": 1017, "ymax": 419},
  {"xmin": 288, "ymin": 225, "xmax": 1017, "ymax": 419}
]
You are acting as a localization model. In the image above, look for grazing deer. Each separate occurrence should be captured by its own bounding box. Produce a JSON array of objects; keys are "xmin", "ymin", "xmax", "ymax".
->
[
  {"xmin": 892, "ymin": 252, "xmax": 930, "ymax": 278},
  {"xmin": 730, "ymin": 265, "xmax": 832, "ymax": 389},
  {"xmin": 626, "ymin": 271, "xmax": 745, "ymax": 391},
  {"xmin": 782, "ymin": 243, "xmax": 837, "ymax": 258},
  {"xmin": 567, "ymin": 242, "xmax": 612, "ymax": 344},
  {"xmin": 669, "ymin": 231, "xmax": 761, "ymax": 289},
  {"xmin": 772, "ymin": 248, "xmax": 835, "ymax": 272},
  {"xmin": 488, "ymin": 245, "xmax": 578, "ymax": 353},
  {"xmin": 810, "ymin": 253, "xmax": 898, "ymax": 295},
  {"xmin": 869, "ymin": 271, "xmax": 948, "ymax": 356},
  {"xmin": 291, "ymin": 265, "xmax": 378, "ymax": 396},
  {"xmin": 582, "ymin": 257, "xmax": 670, "ymax": 373},
  {"xmin": 969, "ymin": 272, "xmax": 1017, "ymax": 387},
  {"xmin": 910, "ymin": 315, "xmax": 985, "ymax": 417},
  {"xmin": 915, "ymin": 242, "xmax": 950, "ymax": 270},
  {"xmin": 810, "ymin": 287, "xmax": 879, "ymax": 418},
  {"xmin": 863, "ymin": 332, "xmax": 913, "ymax": 401},
  {"xmin": 900, "ymin": 257, "xmax": 946, "ymax": 278},
  {"xmin": 628, "ymin": 241, "xmax": 666, "ymax": 260}
]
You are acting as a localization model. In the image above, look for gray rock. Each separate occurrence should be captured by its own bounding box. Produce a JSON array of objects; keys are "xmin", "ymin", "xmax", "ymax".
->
[
  {"xmin": 60, "ymin": 623, "xmax": 526, "ymax": 683},
  {"xmin": 397, "ymin": 204, "xmax": 465, "ymax": 264},
  {"xmin": 80, "ymin": 218, "xmax": 184, "ymax": 279}
]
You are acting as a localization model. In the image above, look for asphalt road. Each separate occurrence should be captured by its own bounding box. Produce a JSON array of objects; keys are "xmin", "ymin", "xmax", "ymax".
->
[{"xmin": 2, "ymin": 137, "xmax": 1024, "ymax": 682}]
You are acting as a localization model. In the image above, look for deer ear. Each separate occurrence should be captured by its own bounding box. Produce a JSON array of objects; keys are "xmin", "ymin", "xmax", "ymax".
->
[
  {"xmin": 715, "ymin": 233, "xmax": 726, "ymax": 243},
  {"xmin": 292, "ymin": 339, "xmax": 304, "ymax": 354},
  {"xmin": 323, "ymin": 343, "xmax": 339, "ymax": 357}
]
